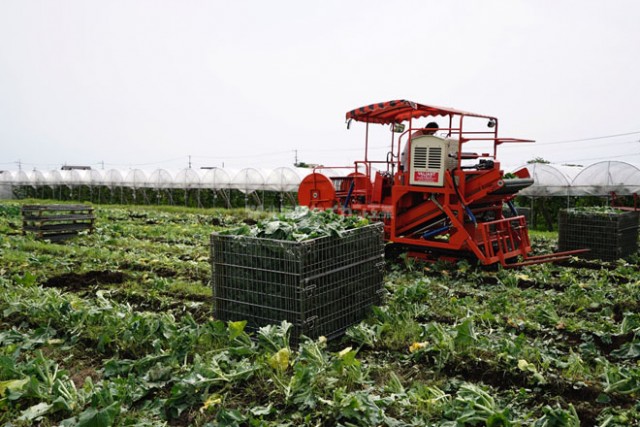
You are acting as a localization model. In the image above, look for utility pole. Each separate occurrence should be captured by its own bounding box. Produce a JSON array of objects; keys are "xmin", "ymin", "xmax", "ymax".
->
[
  {"xmin": 188, "ymin": 155, "xmax": 192, "ymax": 169},
  {"xmin": 294, "ymin": 149, "xmax": 298, "ymax": 165}
]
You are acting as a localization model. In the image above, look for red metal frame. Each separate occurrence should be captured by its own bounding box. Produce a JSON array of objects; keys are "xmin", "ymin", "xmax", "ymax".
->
[
  {"xmin": 299, "ymin": 100, "xmax": 584, "ymax": 267},
  {"xmin": 610, "ymin": 191, "xmax": 639, "ymax": 211}
]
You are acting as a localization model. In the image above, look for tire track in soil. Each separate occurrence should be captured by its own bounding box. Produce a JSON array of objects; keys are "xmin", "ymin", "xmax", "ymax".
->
[
  {"xmin": 42, "ymin": 270, "xmax": 129, "ymax": 291},
  {"xmin": 42, "ymin": 270, "xmax": 212, "ymax": 322}
]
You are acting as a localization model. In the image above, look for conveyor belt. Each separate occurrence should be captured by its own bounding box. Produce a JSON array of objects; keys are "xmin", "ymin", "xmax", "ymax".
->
[{"xmin": 490, "ymin": 178, "xmax": 534, "ymax": 195}]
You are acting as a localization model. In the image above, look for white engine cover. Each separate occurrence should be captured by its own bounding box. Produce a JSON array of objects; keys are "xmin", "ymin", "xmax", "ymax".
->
[{"xmin": 409, "ymin": 135, "xmax": 456, "ymax": 187}]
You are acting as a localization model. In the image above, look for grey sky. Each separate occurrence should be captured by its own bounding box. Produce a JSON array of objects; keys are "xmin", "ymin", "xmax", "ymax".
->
[{"xmin": 1, "ymin": 1, "xmax": 639, "ymax": 172}]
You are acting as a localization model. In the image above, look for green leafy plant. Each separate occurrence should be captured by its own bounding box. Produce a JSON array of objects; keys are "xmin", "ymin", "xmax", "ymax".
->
[
  {"xmin": 1, "ymin": 203, "xmax": 639, "ymax": 425},
  {"xmin": 219, "ymin": 207, "xmax": 370, "ymax": 241}
]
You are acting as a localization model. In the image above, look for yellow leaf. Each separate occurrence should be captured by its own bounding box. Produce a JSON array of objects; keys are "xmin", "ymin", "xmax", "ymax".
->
[
  {"xmin": 409, "ymin": 342, "xmax": 428, "ymax": 353},
  {"xmin": 338, "ymin": 346, "xmax": 353, "ymax": 358},
  {"xmin": 0, "ymin": 378, "xmax": 29, "ymax": 397},
  {"xmin": 268, "ymin": 348, "xmax": 290, "ymax": 371},
  {"xmin": 517, "ymin": 359, "xmax": 530, "ymax": 371},
  {"xmin": 200, "ymin": 393, "xmax": 223, "ymax": 413}
]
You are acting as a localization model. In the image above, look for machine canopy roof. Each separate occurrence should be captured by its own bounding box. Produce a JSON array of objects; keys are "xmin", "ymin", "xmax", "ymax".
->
[{"xmin": 346, "ymin": 99, "xmax": 495, "ymax": 124}]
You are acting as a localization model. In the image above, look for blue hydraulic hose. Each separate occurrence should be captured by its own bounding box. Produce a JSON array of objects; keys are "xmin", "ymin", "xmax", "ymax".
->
[
  {"xmin": 422, "ymin": 225, "xmax": 450, "ymax": 239},
  {"xmin": 464, "ymin": 205, "xmax": 477, "ymax": 224},
  {"xmin": 343, "ymin": 179, "xmax": 355, "ymax": 210},
  {"xmin": 450, "ymin": 169, "xmax": 477, "ymax": 227}
]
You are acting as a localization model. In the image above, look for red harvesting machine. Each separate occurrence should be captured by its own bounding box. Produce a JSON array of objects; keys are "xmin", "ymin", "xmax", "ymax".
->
[{"xmin": 297, "ymin": 100, "xmax": 584, "ymax": 267}]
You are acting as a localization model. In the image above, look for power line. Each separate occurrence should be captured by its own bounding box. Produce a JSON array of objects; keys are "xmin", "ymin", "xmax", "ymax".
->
[
  {"xmin": 193, "ymin": 150, "xmax": 292, "ymax": 160},
  {"xmin": 524, "ymin": 139, "xmax": 640, "ymax": 155},
  {"xmin": 555, "ymin": 152, "xmax": 640, "ymax": 163},
  {"xmin": 101, "ymin": 157, "xmax": 187, "ymax": 167},
  {"xmin": 537, "ymin": 130, "xmax": 640, "ymax": 145},
  {"xmin": 304, "ymin": 145, "xmax": 388, "ymax": 153}
]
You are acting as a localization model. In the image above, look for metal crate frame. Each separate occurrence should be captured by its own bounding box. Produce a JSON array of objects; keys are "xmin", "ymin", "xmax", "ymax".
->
[
  {"xmin": 558, "ymin": 209, "xmax": 639, "ymax": 261},
  {"xmin": 211, "ymin": 223, "xmax": 385, "ymax": 341}
]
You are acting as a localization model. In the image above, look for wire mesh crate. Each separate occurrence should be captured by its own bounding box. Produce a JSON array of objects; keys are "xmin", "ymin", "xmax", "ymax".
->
[
  {"xmin": 503, "ymin": 206, "xmax": 531, "ymax": 224},
  {"xmin": 558, "ymin": 208, "xmax": 639, "ymax": 261},
  {"xmin": 210, "ymin": 223, "xmax": 385, "ymax": 342}
]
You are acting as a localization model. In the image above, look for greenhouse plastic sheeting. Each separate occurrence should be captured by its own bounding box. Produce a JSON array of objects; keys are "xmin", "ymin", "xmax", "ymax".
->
[
  {"xmin": 200, "ymin": 168, "xmax": 232, "ymax": 190},
  {"xmin": 0, "ymin": 171, "xmax": 11, "ymax": 199},
  {"xmin": 123, "ymin": 169, "xmax": 147, "ymax": 188},
  {"xmin": 28, "ymin": 170, "xmax": 47, "ymax": 188},
  {"xmin": 513, "ymin": 161, "xmax": 640, "ymax": 196},
  {"xmin": 103, "ymin": 169, "xmax": 124, "ymax": 188},
  {"xmin": 515, "ymin": 163, "xmax": 582, "ymax": 197},
  {"xmin": 571, "ymin": 161, "xmax": 640, "ymax": 196},
  {"xmin": 77, "ymin": 169, "xmax": 103, "ymax": 186},
  {"xmin": 265, "ymin": 167, "xmax": 302, "ymax": 192},
  {"xmin": 0, "ymin": 171, "xmax": 13, "ymax": 183},
  {"xmin": 12, "ymin": 170, "xmax": 31, "ymax": 186},
  {"xmin": 34, "ymin": 170, "xmax": 59, "ymax": 188},
  {"xmin": 147, "ymin": 169, "xmax": 174, "ymax": 189},
  {"xmin": 231, "ymin": 168, "xmax": 266, "ymax": 193},
  {"xmin": 173, "ymin": 168, "xmax": 201, "ymax": 189},
  {"xmin": 60, "ymin": 169, "xmax": 84, "ymax": 187},
  {"xmin": 45, "ymin": 170, "xmax": 64, "ymax": 188},
  {"xmin": 0, "ymin": 183, "xmax": 11, "ymax": 199},
  {"xmin": 6, "ymin": 161, "xmax": 640, "ymax": 196}
]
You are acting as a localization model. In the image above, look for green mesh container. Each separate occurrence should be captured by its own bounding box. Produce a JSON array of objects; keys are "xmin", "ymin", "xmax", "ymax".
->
[
  {"xmin": 210, "ymin": 223, "xmax": 385, "ymax": 342},
  {"xmin": 558, "ymin": 208, "xmax": 639, "ymax": 261}
]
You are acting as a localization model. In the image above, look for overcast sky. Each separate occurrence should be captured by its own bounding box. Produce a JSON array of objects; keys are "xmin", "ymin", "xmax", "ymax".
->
[{"xmin": 1, "ymin": 0, "xmax": 639, "ymax": 173}]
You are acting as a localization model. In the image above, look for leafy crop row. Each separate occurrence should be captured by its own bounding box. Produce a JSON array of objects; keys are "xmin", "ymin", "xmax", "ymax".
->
[
  {"xmin": 1, "ymin": 201, "xmax": 639, "ymax": 425},
  {"xmin": 219, "ymin": 207, "xmax": 370, "ymax": 241}
]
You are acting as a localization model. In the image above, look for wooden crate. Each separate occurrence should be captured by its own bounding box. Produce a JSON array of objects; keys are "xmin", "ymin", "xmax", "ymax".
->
[{"xmin": 22, "ymin": 204, "xmax": 95, "ymax": 242}]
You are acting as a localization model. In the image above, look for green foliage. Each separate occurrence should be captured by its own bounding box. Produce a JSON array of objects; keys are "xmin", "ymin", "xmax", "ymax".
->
[
  {"xmin": 0, "ymin": 204, "xmax": 21, "ymax": 217},
  {"xmin": 565, "ymin": 206, "xmax": 631, "ymax": 217},
  {"xmin": 219, "ymin": 207, "xmax": 370, "ymax": 241},
  {"xmin": 534, "ymin": 404, "xmax": 580, "ymax": 427},
  {"xmin": 527, "ymin": 157, "xmax": 551, "ymax": 164},
  {"xmin": 0, "ymin": 203, "xmax": 639, "ymax": 424},
  {"xmin": 452, "ymin": 383, "xmax": 512, "ymax": 426}
]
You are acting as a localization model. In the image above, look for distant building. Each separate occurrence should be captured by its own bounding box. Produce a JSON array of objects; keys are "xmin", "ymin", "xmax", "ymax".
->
[{"xmin": 61, "ymin": 165, "xmax": 91, "ymax": 170}]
